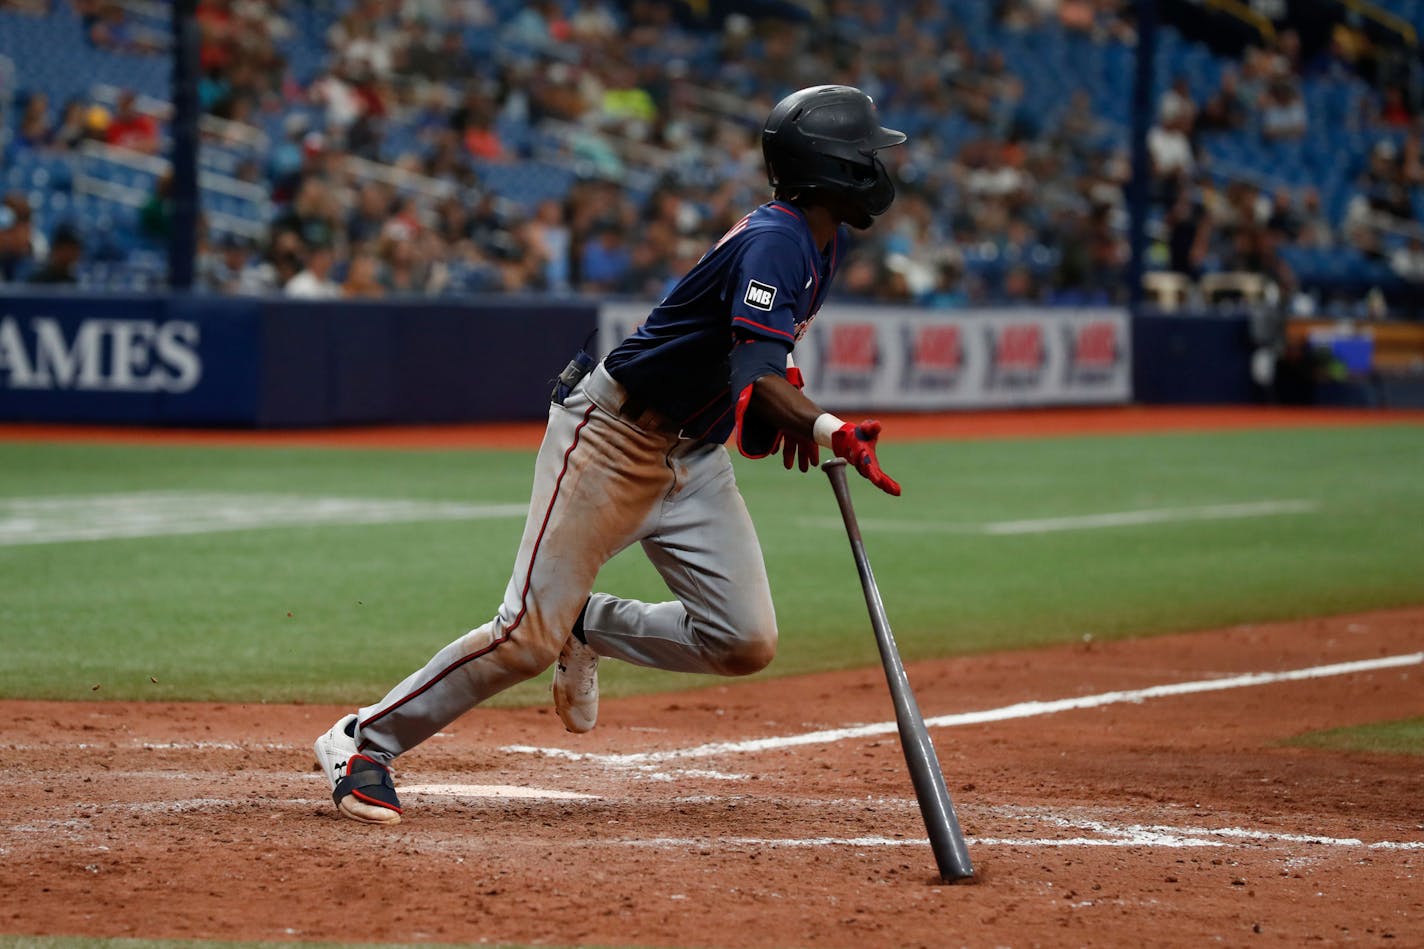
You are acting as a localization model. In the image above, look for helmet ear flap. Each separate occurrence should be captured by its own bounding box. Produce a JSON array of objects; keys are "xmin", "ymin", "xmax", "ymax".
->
[{"xmin": 860, "ymin": 156, "xmax": 896, "ymax": 217}]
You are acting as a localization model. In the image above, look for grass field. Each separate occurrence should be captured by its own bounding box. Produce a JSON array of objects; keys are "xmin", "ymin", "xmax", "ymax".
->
[
  {"xmin": 1287, "ymin": 715, "xmax": 1424, "ymax": 755},
  {"xmin": 1, "ymin": 423, "xmax": 1421, "ymax": 706}
]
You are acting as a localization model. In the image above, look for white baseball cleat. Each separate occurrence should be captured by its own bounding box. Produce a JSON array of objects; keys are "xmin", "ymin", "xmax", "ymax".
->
[
  {"xmin": 313, "ymin": 713, "xmax": 403, "ymax": 824},
  {"xmin": 552, "ymin": 636, "xmax": 600, "ymax": 733}
]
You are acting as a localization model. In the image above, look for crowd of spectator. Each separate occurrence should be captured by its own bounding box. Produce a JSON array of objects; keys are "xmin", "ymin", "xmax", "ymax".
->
[
  {"xmin": 2, "ymin": 0, "xmax": 1422, "ymax": 307},
  {"xmin": 1147, "ymin": 20, "xmax": 1424, "ymax": 302},
  {"xmin": 12, "ymin": 85, "xmax": 160, "ymax": 154}
]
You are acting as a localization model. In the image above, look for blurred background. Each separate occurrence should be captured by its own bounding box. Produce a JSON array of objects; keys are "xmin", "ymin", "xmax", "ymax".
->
[
  {"xmin": 0, "ymin": 0, "xmax": 1420, "ymax": 313},
  {"xmin": 2, "ymin": 0, "xmax": 1424, "ymax": 427}
]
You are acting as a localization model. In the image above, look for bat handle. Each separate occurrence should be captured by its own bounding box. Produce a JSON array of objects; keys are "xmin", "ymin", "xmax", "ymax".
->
[{"xmin": 821, "ymin": 458, "xmax": 862, "ymax": 544}]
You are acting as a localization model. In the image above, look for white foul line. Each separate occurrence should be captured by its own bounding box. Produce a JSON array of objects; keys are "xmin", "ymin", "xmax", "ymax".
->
[
  {"xmin": 16, "ymin": 790, "xmax": 1414, "ymax": 854},
  {"xmin": 1032, "ymin": 814, "xmax": 1424, "ymax": 850},
  {"xmin": 12, "ymin": 800, "xmax": 1418, "ymax": 853},
  {"xmin": 799, "ymin": 499, "xmax": 1319, "ymax": 536},
  {"xmin": 401, "ymin": 784, "xmax": 599, "ymax": 801},
  {"xmin": 981, "ymin": 499, "xmax": 1320, "ymax": 535},
  {"xmin": 504, "ymin": 651, "xmax": 1424, "ymax": 766},
  {"xmin": 0, "ymin": 492, "xmax": 527, "ymax": 546},
  {"xmin": 621, "ymin": 829, "xmax": 1424, "ymax": 852},
  {"xmin": 612, "ymin": 806, "xmax": 1424, "ymax": 852}
]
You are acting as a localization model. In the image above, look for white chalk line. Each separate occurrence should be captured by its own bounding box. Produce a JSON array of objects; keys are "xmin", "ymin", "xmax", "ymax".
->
[
  {"xmin": 504, "ymin": 651, "xmax": 1424, "ymax": 766},
  {"xmin": 0, "ymin": 493, "xmax": 1317, "ymax": 545},
  {"xmin": 0, "ymin": 738, "xmax": 748, "ymax": 785},
  {"xmin": 0, "ymin": 491, "xmax": 526, "ymax": 546},
  {"xmin": 8, "ymin": 800, "xmax": 1418, "ymax": 852},
  {"xmin": 621, "ymin": 835, "xmax": 1136, "ymax": 849},
  {"xmin": 640, "ymin": 769, "xmax": 750, "ymax": 782},
  {"xmin": 603, "ymin": 806, "xmax": 1424, "ymax": 853},
  {"xmin": 401, "ymin": 783, "xmax": 599, "ymax": 800},
  {"xmin": 799, "ymin": 499, "xmax": 1319, "ymax": 536},
  {"xmin": 622, "ymin": 831, "xmax": 1424, "ymax": 852},
  {"xmin": 1033, "ymin": 814, "xmax": 1423, "ymax": 850},
  {"xmin": 1, "ymin": 741, "xmax": 299, "ymax": 752}
]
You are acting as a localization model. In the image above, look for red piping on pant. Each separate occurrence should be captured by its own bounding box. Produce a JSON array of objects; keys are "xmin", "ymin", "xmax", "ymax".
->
[{"xmin": 358, "ymin": 403, "xmax": 598, "ymax": 741}]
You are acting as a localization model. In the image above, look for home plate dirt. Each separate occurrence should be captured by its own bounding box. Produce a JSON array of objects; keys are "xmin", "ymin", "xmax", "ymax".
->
[{"xmin": 3, "ymin": 608, "xmax": 1422, "ymax": 948}]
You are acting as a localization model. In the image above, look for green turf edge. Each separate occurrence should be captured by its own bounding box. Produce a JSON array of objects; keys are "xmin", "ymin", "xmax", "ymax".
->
[{"xmin": 1282, "ymin": 716, "xmax": 1424, "ymax": 756}]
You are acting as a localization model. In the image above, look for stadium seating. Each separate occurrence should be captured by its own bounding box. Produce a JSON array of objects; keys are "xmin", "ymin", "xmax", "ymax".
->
[{"xmin": 1, "ymin": 0, "xmax": 1417, "ymax": 309}]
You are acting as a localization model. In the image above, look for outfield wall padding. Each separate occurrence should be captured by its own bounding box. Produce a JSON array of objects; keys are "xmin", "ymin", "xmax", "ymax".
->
[
  {"xmin": 1, "ymin": 292, "xmax": 1259, "ymax": 424},
  {"xmin": 600, "ymin": 303, "xmax": 1135, "ymax": 411},
  {"xmin": 0, "ymin": 292, "xmax": 597, "ymax": 426},
  {"xmin": 1131, "ymin": 311, "xmax": 1255, "ymax": 404}
]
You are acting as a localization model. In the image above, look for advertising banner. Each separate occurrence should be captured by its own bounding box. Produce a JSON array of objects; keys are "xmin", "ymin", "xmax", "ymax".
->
[
  {"xmin": 601, "ymin": 303, "xmax": 1132, "ymax": 411},
  {"xmin": 0, "ymin": 293, "xmax": 258, "ymax": 423},
  {"xmin": 1, "ymin": 293, "xmax": 597, "ymax": 426}
]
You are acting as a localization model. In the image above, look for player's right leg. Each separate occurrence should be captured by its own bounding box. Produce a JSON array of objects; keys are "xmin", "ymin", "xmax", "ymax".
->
[
  {"xmin": 314, "ymin": 376, "xmax": 671, "ymax": 821},
  {"xmin": 576, "ymin": 439, "xmax": 778, "ymax": 677}
]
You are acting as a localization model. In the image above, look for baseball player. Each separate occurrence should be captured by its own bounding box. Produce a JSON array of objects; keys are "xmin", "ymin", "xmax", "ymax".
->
[{"xmin": 314, "ymin": 85, "xmax": 907, "ymax": 824}]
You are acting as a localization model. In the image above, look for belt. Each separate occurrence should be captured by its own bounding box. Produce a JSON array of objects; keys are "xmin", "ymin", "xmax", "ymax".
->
[
  {"xmin": 616, "ymin": 396, "xmax": 683, "ymax": 436},
  {"xmin": 584, "ymin": 363, "xmax": 685, "ymax": 438}
]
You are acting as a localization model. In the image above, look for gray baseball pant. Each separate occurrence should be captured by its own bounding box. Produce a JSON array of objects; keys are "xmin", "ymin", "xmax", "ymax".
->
[{"xmin": 354, "ymin": 363, "xmax": 778, "ymax": 762}]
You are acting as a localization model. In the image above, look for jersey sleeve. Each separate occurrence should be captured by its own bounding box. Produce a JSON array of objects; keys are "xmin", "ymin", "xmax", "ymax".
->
[
  {"xmin": 728, "ymin": 337, "xmax": 792, "ymax": 459},
  {"xmin": 727, "ymin": 232, "xmax": 808, "ymax": 346}
]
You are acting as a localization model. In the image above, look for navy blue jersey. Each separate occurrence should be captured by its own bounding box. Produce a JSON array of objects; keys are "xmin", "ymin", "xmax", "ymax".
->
[{"xmin": 604, "ymin": 201, "xmax": 844, "ymax": 445}]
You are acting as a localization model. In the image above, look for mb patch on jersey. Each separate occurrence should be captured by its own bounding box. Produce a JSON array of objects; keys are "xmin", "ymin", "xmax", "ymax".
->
[{"xmin": 744, "ymin": 279, "xmax": 777, "ymax": 311}]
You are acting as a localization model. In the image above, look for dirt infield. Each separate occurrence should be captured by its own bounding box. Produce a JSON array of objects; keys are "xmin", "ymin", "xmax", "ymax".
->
[{"xmin": 3, "ymin": 608, "xmax": 1421, "ymax": 947}]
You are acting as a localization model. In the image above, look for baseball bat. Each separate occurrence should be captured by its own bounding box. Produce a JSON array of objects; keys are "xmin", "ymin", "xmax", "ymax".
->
[{"xmin": 822, "ymin": 458, "xmax": 974, "ymax": 883}]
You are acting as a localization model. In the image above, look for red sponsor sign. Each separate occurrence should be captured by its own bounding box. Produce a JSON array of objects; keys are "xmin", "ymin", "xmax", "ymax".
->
[
  {"xmin": 827, "ymin": 323, "xmax": 878, "ymax": 372},
  {"xmin": 1072, "ymin": 320, "xmax": 1118, "ymax": 370},
  {"xmin": 912, "ymin": 324, "xmax": 962, "ymax": 371},
  {"xmin": 993, "ymin": 324, "xmax": 1043, "ymax": 372}
]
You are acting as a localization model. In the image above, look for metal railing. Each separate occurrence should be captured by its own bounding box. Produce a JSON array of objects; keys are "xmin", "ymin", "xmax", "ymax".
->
[
  {"xmin": 90, "ymin": 83, "xmax": 272, "ymax": 152},
  {"xmin": 1201, "ymin": 0, "xmax": 1277, "ymax": 44},
  {"xmin": 532, "ymin": 117, "xmax": 668, "ymax": 191},
  {"xmin": 341, "ymin": 153, "xmax": 469, "ymax": 201},
  {"xmin": 680, "ymin": 83, "xmax": 757, "ymax": 123},
  {"xmin": 74, "ymin": 140, "xmax": 272, "ymax": 239},
  {"xmin": 1338, "ymin": 0, "xmax": 1418, "ymax": 48}
]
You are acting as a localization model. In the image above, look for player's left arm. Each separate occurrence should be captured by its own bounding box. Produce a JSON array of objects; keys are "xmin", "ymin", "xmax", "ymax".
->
[
  {"xmin": 723, "ymin": 232, "xmax": 900, "ymax": 494},
  {"xmin": 728, "ymin": 338, "xmax": 818, "ymax": 468},
  {"xmin": 724, "ymin": 232, "xmax": 809, "ymax": 461},
  {"xmin": 732, "ymin": 343, "xmax": 901, "ymax": 496}
]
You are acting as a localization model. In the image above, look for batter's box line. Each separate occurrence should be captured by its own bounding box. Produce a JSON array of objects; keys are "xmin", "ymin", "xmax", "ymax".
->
[
  {"xmin": 601, "ymin": 804, "xmax": 1424, "ymax": 853},
  {"xmin": 614, "ymin": 821, "xmax": 1424, "ymax": 852},
  {"xmin": 503, "ymin": 651, "xmax": 1424, "ymax": 766},
  {"xmin": 12, "ymin": 797, "xmax": 1420, "ymax": 852},
  {"xmin": 1027, "ymin": 813, "xmax": 1424, "ymax": 851},
  {"xmin": 615, "ymin": 834, "xmax": 1222, "ymax": 850}
]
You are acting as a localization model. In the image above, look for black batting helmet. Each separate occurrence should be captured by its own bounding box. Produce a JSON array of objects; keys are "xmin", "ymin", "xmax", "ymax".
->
[{"xmin": 762, "ymin": 85, "xmax": 908, "ymax": 226}]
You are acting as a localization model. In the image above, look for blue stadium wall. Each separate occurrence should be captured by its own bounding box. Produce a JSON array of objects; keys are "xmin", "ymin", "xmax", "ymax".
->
[
  {"xmin": 0, "ymin": 292, "xmax": 598, "ymax": 425},
  {"xmin": 0, "ymin": 293, "xmax": 1254, "ymax": 425}
]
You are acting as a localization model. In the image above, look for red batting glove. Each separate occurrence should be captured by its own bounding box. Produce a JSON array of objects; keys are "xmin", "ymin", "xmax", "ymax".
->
[
  {"xmin": 831, "ymin": 420, "xmax": 901, "ymax": 496},
  {"xmin": 782, "ymin": 432, "xmax": 820, "ymax": 472}
]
